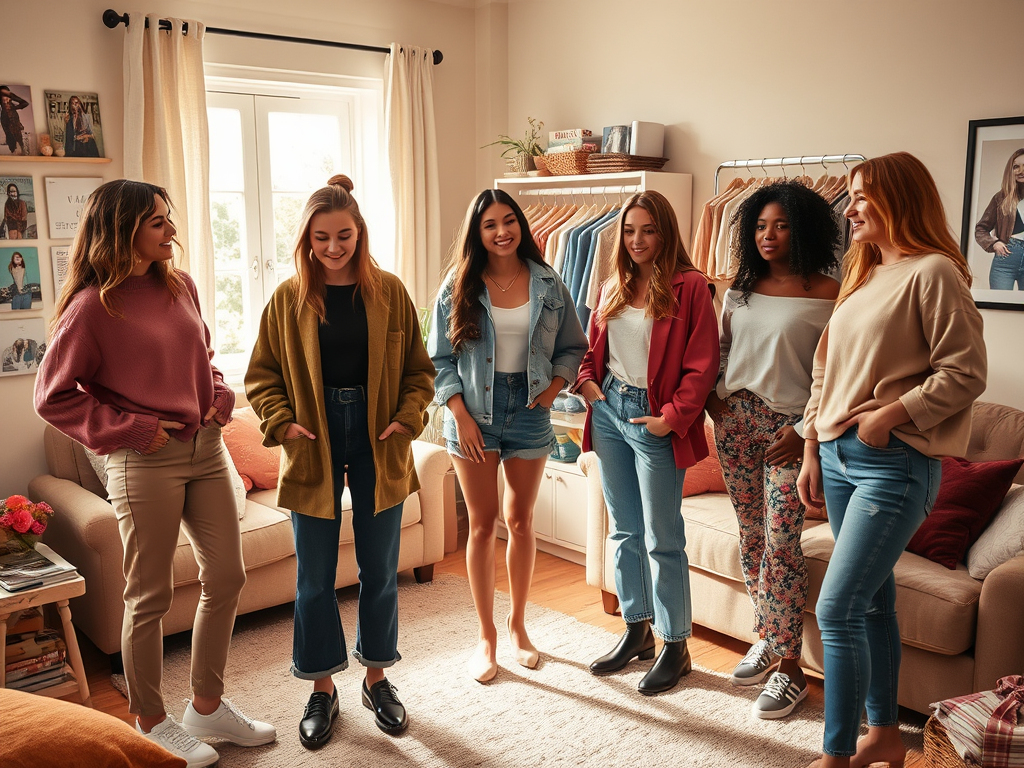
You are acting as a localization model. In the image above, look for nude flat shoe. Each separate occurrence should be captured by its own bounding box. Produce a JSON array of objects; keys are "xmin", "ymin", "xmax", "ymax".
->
[
  {"xmin": 468, "ymin": 643, "xmax": 498, "ymax": 683},
  {"xmin": 507, "ymin": 614, "xmax": 539, "ymax": 669}
]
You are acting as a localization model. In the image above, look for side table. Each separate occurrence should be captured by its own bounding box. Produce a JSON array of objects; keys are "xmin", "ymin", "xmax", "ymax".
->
[{"xmin": 0, "ymin": 543, "xmax": 91, "ymax": 706}]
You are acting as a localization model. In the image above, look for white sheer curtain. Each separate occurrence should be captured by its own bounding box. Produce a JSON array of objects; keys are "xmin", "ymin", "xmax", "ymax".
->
[
  {"xmin": 385, "ymin": 43, "xmax": 441, "ymax": 308},
  {"xmin": 122, "ymin": 14, "xmax": 215, "ymax": 317}
]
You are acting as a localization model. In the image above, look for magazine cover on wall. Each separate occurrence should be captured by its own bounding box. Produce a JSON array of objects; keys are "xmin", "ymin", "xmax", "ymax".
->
[
  {"xmin": 0, "ymin": 85, "xmax": 35, "ymax": 156},
  {"xmin": 0, "ymin": 177, "xmax": 37, "ymax": 240},
  {"xmin": 44, "ymin": 177, "xmax": 101, "ymax": 239},
  {"xmin": 43, "ymin": 91, "xmax": 104, "ymax": 159},
  {"xmin": 50, "ymin": 245, "xmax": 69, "ymax": 297},
  {"xmin": 962, "ymin": 115, "xmax": 1024, "ymax": 310},
  {"xmin": 0, "ymin": 316, "xmax": 45, "ymax": 376},
  {"xmin": 0, "ymin": 247, "xmax": 42, "ymax": 312}
]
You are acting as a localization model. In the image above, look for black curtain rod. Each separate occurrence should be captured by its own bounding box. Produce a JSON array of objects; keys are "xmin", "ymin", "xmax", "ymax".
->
[{"xmin": 102, "ymin": 9, "xmax": 443, "ymax": 65}]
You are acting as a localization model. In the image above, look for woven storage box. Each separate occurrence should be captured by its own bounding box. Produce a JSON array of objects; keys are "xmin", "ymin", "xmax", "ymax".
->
[
  {"xmin": 924, "ymin": 717, "xmax": 967, "ymax": 768},
  {"xmin": 544, "ymin": 149, "xmax": 592, "ymax": 176}
]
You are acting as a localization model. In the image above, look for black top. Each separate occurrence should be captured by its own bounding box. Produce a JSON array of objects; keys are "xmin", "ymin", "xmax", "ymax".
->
[{"xmin": 318, "ymin": 284, "xmax": 368, "ymax": 389}]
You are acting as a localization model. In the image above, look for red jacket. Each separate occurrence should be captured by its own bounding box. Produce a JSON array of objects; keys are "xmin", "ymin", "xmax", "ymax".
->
[{"xmin": 576, "ymin": 270, "xmax": 719, "ymax": 469}]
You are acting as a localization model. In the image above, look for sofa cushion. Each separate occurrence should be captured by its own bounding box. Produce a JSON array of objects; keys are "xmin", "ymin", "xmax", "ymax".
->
[
  {"xmin": 682, "ymin": 494, "xmax": 828, "ymax": 583},
  {"xmin": 802, "ymin": 529, "xmax": 981, "ymax": 655},
  {"xmin": 683, "ymin": 421, "xmax": 727, "ymax": 497},
  {"xmin": 222, "ymin": 409, "xmax": 281, "ymax": 491},
  {"xmin": 967, "ymin": 484, "xmax": 1024, "ymax": 579},
  {"xmin": 907, "ymin": 457, "xmax": 1024, "ymax": 569},
  {"xmin": 171, "ymin": 499, "xmax": 294, "ymax": 588},
  {"xmin": 246, "ymin": 486, "xmax": 423, "ymax": 546}
]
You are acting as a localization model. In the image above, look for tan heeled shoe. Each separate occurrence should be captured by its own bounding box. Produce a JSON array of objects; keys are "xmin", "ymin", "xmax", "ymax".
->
[
  {"xmin": 468, "ymin": 642, "xmax": 497, "ymax": 683},
  {"xmin": 507, "ymin": 614, "xmax": 539, "ymax": 669}
]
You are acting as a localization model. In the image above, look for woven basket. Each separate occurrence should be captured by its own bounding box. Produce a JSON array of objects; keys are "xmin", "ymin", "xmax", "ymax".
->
[
  {"xmin": 544, "ymin": 149, "xmax": 592, "ymax": 176},
  {"xmin": 924, "ymin": 717, "xmax": 967, "ymax": 768},
  {"xmin": 506, "ymin": 154, "xmax": 535, "ymax": 174}
]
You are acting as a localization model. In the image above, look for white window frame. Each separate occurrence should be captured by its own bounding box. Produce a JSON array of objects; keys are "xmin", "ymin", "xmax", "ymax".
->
[{"xmin": 203, "ymin": 64, "xmax": 392, "ymax": 382}]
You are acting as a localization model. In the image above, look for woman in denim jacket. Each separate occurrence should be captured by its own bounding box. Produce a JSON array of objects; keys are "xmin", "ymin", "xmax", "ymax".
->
[{"xmin": 428, "ymin": 189, "xmax": 587, "ymax": 683}]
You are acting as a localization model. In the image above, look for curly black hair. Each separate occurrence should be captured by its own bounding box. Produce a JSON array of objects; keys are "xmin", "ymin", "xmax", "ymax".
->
[{"xmin": 730, "ymin": 180, "xmax": 841, "ymax": 303}]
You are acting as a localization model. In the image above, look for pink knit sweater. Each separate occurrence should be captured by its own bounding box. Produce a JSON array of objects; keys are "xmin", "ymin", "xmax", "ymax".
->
[{"xmin": 34, "ymin": 270, "xmax": 234, "ymax": 454}]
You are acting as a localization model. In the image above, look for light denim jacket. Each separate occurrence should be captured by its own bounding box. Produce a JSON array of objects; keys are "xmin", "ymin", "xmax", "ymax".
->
[{"xmin": 428, "ymin": 259, "xmax": 588, "ymax": 425}]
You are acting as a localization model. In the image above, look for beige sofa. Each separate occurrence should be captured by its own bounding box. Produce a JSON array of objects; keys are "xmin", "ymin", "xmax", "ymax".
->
[
  {"xmin": 28, "ymin": 426, "xmax": 453, "ymax": 663},
  {"xmin": 581, "ymin": 401, "xmax": 1024, "ymax": 714}
]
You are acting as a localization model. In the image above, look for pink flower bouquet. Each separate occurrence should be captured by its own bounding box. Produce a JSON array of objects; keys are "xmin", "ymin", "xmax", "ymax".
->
[{"xmin": 0, "ymin": 495, "xmax": 54, "ymax": 551}]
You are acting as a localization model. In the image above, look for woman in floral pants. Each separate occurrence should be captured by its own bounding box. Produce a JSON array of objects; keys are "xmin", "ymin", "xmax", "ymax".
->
[{"xmin": 706, "ymin": 181, "xmax": 840, "ymax": 719}]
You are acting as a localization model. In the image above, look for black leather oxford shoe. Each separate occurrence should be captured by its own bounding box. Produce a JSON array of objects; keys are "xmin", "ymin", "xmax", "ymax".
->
[
  {"xmin": 299, "ymin": 688, "xmax": 339, "ymax": 749},
  {"xmin": 362, "ymin": 678, "xmax": 409, "ymax": 735}
]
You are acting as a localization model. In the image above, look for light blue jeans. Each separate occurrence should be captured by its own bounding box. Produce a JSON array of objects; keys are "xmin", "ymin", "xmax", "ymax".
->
[
  {"xmin": 591, "ymin": 375, "xmax": 690, "ymax": 641},
  {"xmin": 817, "ymin": 427, "xmax": 940, "ymax": 756},
  {"xmin": 989, "ymin": 237, "xmax": 1024, "ymax": 290}
]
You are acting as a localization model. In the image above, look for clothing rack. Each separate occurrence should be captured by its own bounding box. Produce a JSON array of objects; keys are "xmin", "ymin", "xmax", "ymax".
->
[
  {"xmin": 516, "ymin": 185, "xmax": 641, "ymax": 197},
  {"xmin": 101, "ymin": 9, "xmax": 444, "ymax": 65},
  {"xmin": 714, "ymin": 154, "xmax": 866, "ymax": 194}
]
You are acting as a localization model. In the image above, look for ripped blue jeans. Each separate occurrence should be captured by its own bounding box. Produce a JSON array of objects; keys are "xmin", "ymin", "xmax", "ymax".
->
[{"xmin": 816, "ymin": 427, "xmax": 940, "ymax": 756}]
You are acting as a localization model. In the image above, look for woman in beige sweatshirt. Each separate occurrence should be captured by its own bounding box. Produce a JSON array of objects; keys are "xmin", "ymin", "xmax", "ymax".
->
[{"xmin": 798, "ymin": 152, "xmax": 986, "ymax": 768}]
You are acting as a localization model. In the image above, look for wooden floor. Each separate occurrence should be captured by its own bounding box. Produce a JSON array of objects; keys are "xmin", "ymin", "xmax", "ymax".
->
[{"xmin": 75, "ymin": 536, "xmax": 926, "ymax": 766}]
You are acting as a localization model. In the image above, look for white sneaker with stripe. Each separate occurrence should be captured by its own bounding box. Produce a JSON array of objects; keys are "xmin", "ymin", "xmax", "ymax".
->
[{"xmin": 752, "ymin": 671, "xmax": 808, "ymax": 719}]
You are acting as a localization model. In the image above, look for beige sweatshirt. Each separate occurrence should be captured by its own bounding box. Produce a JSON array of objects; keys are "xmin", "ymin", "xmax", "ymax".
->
[{"xmin": 803, "ymin": 253, "xmax": 986, "ymax": 458}]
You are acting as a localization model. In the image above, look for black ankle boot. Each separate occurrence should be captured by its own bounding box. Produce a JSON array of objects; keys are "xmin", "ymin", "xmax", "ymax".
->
[
  {"xmin": 589, "ymin": 620, "xmax": 656, "ymax": 676},
  {"xmin": 638, "ymin": 639, "xmax": 691, "ymax": 695}
]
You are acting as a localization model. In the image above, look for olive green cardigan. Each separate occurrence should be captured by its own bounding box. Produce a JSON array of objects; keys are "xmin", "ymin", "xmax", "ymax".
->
[{"xmin": 245, "ymin": 272, "xmax": 435, "ymax": 518}]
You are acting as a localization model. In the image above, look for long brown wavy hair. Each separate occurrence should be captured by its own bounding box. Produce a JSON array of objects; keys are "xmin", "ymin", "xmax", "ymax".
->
[
  {"xmin": 292, "ymin": 174, "xmax": 381, "ymax": 322},
  {"xmin": 597, "ymin": 190, "xmax": 705, "ymax": 325},
  {"xmin": 50, "ymin": 179, "xmax": 186, "ymax": 332},
  {"xmin": 838, "ymin": 152, "xmax": 970, "ymax": 306},
  {"xmin": 443, "ymin": 189, "xmax": 545, "ymax": 353},
  {"xmin": 998, "ymin": 148, "xmax": 1024, "ymax": 218}
]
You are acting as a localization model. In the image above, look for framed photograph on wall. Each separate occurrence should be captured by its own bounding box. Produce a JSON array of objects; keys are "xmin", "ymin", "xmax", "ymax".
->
[
  {"xmin": 0, "ymin": 85, "xmax": 36, "ymax": 156},
  {"xmin": 44, "ymin": 177, "xmax": 102, "ymax": 239},
  {"xmin": 43, "ymin": 91, "xmax": 104, "ymax": 158},
  {"xmin": 0, "ymin": 316, "xmax": 46, "ymax": 376},
  {"xmin": 0, "ymin": 176, "xmax": 37, "ymax": 240},
  {"xmin": 0, "ymin": 247, "xmax": 42, "ymax": 312},
  {"xmin": 962, "ymin": 116, "xmax": 1024, "ymax": 310}
]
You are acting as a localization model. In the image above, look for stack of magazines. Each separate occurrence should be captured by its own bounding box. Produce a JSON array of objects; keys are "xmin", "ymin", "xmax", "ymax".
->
[{"xmin": 0, "ymin": 546, "xmax": 78, "ymax": 592}]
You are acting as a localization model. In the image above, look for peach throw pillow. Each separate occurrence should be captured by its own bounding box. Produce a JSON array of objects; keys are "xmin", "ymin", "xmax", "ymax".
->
[{"xmin": 222, "ymin": 407, "xmax": 281, "ymax": 491}]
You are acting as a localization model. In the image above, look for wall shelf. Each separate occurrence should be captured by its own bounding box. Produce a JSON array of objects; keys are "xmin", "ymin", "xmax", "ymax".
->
[{"xmin": 0, "ymin": 156, "xmax": 112, "ymax": 164}]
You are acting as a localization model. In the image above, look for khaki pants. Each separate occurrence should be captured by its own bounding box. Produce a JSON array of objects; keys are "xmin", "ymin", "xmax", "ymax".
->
[{"xmin": 105, "ymin": 425, "xmax": 246, "ymax": 717}]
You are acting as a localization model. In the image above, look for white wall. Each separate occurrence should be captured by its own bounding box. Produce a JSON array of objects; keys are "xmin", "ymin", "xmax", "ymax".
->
[
  {"xmin": 500, "ymin": 0, "xmax": 1024, "ymax": 410},
  {"xmin": 0, "ymin": 0, "xmax": 478, "ymax": 498}
]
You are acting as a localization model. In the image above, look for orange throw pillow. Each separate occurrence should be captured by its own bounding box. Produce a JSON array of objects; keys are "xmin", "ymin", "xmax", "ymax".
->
[
  {"xmin": 221, "ymin": 407, "xmax": 281, "ymax": 491},
  {"xmin": 683, "ymin": 420, "xmax": 728, "ymax": 497}
]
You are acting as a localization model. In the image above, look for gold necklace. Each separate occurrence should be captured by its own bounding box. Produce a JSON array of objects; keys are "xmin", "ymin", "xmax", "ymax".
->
[{"xmin": 485, "ymin": 261, "xmax": 523, "ymax": 293}]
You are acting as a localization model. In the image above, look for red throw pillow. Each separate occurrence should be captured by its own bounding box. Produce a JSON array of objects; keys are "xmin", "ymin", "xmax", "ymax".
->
[
  {"xmin": 221, "ymin": 408, "xmax": 281, "ymax": 491},
  {"xmin": 683, "ymin": 421, "xmax": 728, "ymax": 497},
  {"xmin": 906, "ymin": 457, "xmax": 1024, "ymax": 569}
]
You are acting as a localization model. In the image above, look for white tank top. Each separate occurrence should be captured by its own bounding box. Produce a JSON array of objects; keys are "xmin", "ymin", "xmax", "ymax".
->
[
  {"xmin": 607, "ymin": 305, "xmax": 653, "ymax": 388},
  {"xmin": 491, "ymin": 302, "xmax": 530, "ymax": 373}
]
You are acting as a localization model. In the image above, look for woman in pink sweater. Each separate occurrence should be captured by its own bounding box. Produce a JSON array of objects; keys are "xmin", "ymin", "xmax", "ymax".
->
[{"xmin": 34, "ymin": 180, "xmax": 275, "ymax": 768}]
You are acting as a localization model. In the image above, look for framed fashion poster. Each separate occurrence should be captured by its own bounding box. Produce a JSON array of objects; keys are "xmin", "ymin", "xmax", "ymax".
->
[
  {"xmin": 43, "ymin": 91, "xmax": 104, "ymax": 158},
  {"xmin": 0, "ymin": 247, "xmax": 42, "ymax": 312},
  {"xmin": 0, "ymin": 316, "xmax": 45, "ymax": 376},
  {"xmin": 0, "ymin": 85, "xmax": 36, "ymax": 156},
  {"xmin": 44, "ymin": 177, "xmax": 102, "ymax": 239},
  {"xmin": 962, "ymin": 116, "xmax": 1024, "ymax": 310},
  {"xmin": 0, "ymin": 176, "xmax": 37, "ymax": 240}
]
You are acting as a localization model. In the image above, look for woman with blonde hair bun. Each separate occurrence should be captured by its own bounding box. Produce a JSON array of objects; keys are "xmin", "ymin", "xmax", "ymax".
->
[
  {"xmin": 246, "ymin": 174, "xmax": 434, "ymax": 745},
  {"xmin": 799, "ymin": 152, "xmax": 986, "ymax": 768}
]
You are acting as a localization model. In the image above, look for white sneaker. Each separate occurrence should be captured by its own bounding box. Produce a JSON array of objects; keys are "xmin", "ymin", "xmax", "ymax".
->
[
  {"xmin": 752, "ymin": 671, "xmax": 808, "ymax": 719},
  {"xmin": 136, "ymin": 715, "xmax": 219, "ymax": 768},
  {"xmin": 730, "ymin": 639, "xmax": 778, "ymax": 686},
  {"xmin": 182, "ymin": 698, "xmax": 277, "ymax": 747}
]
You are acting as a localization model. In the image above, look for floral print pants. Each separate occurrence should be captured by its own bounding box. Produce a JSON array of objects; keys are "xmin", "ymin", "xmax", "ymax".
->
[{"xmin": 713, "ymin": 389, "xmax": 807, "ymax": 659}]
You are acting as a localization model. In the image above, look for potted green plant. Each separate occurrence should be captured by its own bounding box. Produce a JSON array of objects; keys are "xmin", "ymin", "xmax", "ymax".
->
[{"xmin": 482, "ymin": 117, "xmax": 544, "ymax": 174}]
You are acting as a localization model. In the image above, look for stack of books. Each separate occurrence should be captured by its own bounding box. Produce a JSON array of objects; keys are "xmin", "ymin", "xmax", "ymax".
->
[
  {"xmin": 0, "ymin": 545, "xmax": 78, "ymax": 593},
  {"xmin": 4, "ymin": 610, "xmax": 73, "ymax": 692}
]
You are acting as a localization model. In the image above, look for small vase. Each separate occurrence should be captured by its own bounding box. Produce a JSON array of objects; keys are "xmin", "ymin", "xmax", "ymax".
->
[{"xmin": 509, "ymin": 153, "xmax": 535, "ymax": 174}]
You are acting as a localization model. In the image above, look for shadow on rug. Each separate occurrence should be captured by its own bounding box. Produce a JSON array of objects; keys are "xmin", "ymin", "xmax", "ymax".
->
[{"xmin": 133, "ymin": 574, "xmax": 921, "ymax": 768}]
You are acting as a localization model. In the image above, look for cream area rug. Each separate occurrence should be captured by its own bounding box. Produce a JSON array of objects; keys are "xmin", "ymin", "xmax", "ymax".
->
[{"xmin": 149, "ymin": 574, "xmax": 919, "ymax": 768}]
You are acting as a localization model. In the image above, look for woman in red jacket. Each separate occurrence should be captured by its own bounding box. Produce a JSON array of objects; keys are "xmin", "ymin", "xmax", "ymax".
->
[{"xmin": 575, "ymin": 190, "xmax": 719, "ymax": 695}]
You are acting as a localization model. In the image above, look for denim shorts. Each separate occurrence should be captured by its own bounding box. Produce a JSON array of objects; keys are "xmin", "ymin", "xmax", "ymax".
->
[{"xmin": 445, "ymin": 371, "xmax": 554, "ymax": 461}]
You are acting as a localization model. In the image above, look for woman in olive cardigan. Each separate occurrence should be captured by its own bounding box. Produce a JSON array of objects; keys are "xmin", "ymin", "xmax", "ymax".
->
[{"xmin": 246, "ymin": 175, "xmax": 434, "ymax": 746}]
